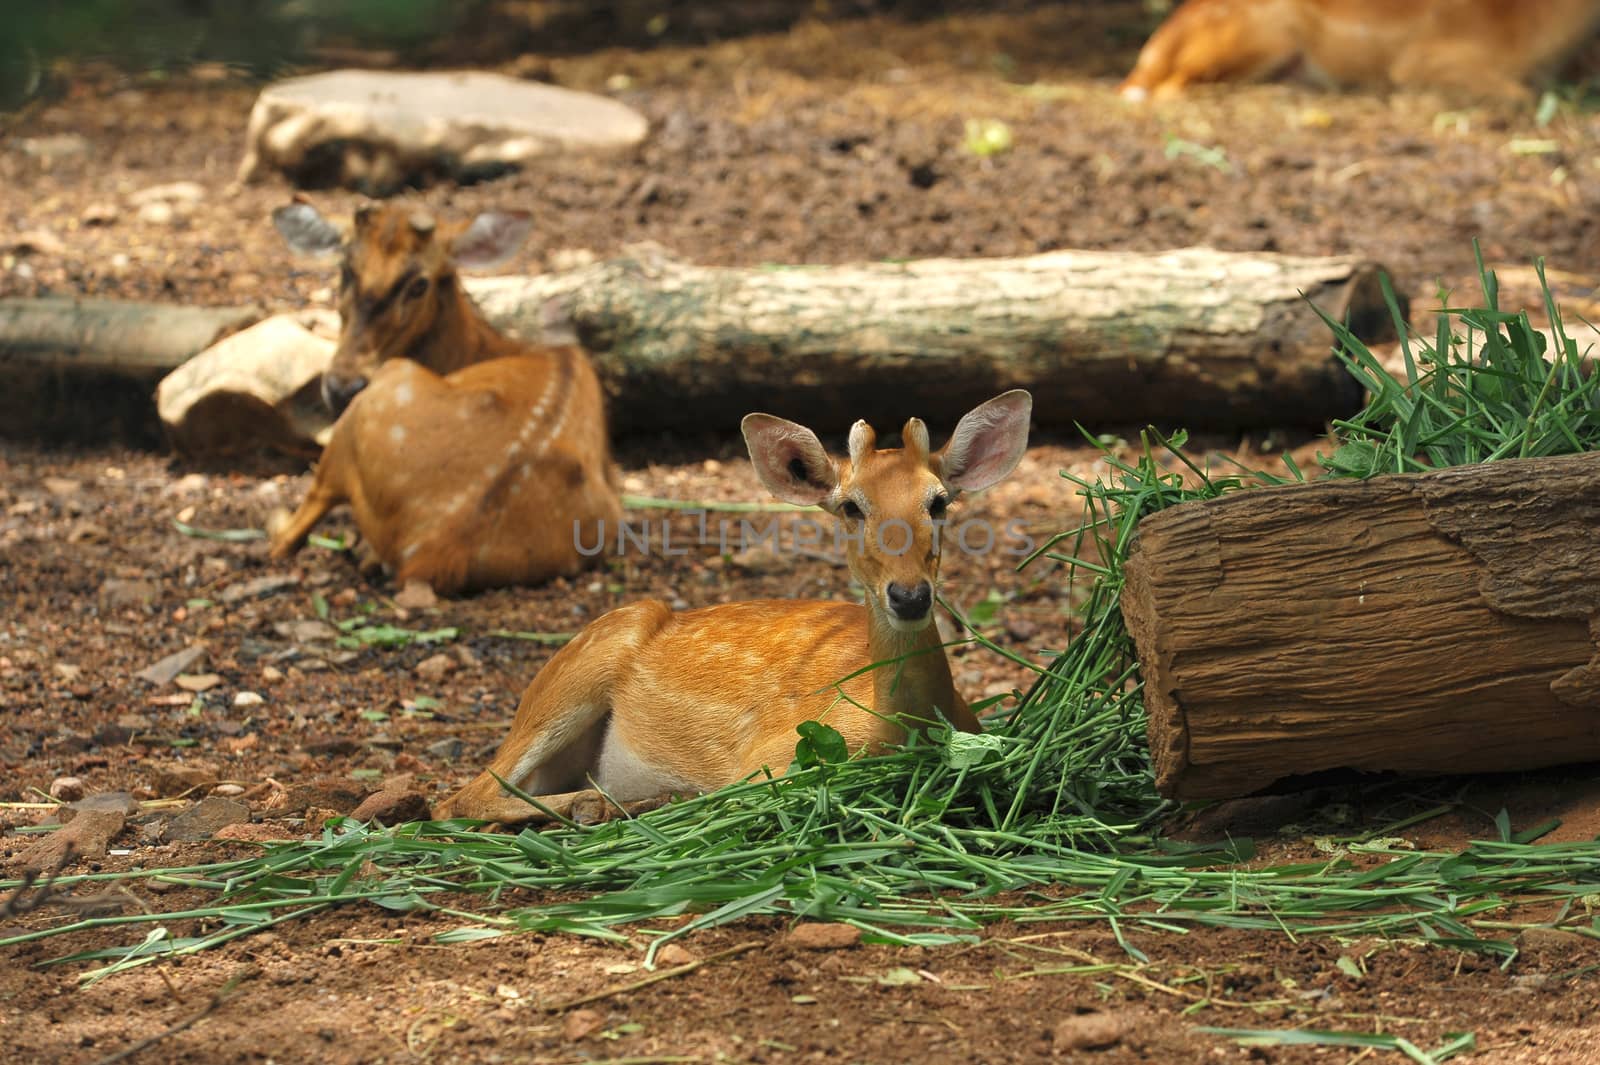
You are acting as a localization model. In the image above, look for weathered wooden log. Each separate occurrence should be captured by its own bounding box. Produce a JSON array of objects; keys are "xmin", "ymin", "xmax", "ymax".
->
[
  {"xmin": 155, "ymin": 311, "xmax": 338, "ymax": 457},
  {"xmin": 0, "ymin": 246, "xmax": 1392, "ymax": 445},
  {"xmin": 473, "ymin": 245, "xmax": 1394, "ymax": 433},
  {"xmin": 0, "ymin": 298, "xmax": 263, "ymax": 373},
  {"xmin": 0, "ymin": 298, "xmax": 265, "ymax": 446},
  {"xmin": 1121, "ymin": 451, "xmax": 1600, "ymax": 800}
]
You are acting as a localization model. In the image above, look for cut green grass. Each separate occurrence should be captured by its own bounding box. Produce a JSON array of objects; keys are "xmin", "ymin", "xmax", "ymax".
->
[
  {"xmin": 1199, "ymin": 1027, "xmax": 1476, "ymax": 1065},
  {"xmin": 8, "ymin": 249, "xmax": 1600, "ymax": 984}
]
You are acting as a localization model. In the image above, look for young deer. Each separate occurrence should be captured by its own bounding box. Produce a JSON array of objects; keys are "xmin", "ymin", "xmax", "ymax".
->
[
  {"xmin": 434, "ymin": 391, "xmax": 1033, "ymax": 824},
  {"xmin": 1119, "ymin": 0, "xmax": 1600, "ymax": 102},
  {"xmin": 267, "ymin": 202, "xmax": 621, "ymax": 593}
]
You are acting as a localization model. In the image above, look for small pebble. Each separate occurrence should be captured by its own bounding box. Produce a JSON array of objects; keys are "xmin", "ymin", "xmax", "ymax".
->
[
  {"xmin": 49, "ymin": 776, "xmax": 86, "ymax": 802},
  {"xmin": 233, "ymin": 690, "xmax": 265, "ymax": 708}
]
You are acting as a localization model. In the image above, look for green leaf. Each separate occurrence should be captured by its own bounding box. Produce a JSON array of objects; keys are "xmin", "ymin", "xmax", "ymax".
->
[
  {"xmin": 942, "ymin": 731, "xmax": 1003, "ymax": 770},
  {"xmin": 876, "ymin": 967, "xmax": 922, "ymax": 986},
  {"xmin": 792, "ymin": 721, "xmax": 849, "ymax": 768}
]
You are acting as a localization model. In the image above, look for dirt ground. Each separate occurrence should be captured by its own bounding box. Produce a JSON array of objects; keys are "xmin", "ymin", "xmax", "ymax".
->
[{"xmin": 5, "ymin": 2, "xmax": 1600, "ymax": 1062}]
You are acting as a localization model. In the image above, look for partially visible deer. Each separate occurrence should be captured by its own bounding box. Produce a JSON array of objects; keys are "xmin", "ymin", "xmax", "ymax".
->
[
  {"xmin": 1119, "ymin": 0, "xmax": 1600, "ymax": 102},
  {"xmin": 433, "ymin": 390, "xmax": 1033, "ymax": 824},
  {"xmin": 267, "ymin": 202, "xmax": 621, "ymax": 593}
]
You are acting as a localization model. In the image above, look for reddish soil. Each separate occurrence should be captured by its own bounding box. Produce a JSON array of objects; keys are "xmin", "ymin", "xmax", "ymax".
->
[{"xmin": 4, "ymin": 3, "xmax": 1600, "ymax": 1062}]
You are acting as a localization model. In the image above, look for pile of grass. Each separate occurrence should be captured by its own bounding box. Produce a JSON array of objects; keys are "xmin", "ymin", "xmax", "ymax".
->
[{"xmin": 7, "ymin": 252, "xmax": 1600, "ymax": 985}]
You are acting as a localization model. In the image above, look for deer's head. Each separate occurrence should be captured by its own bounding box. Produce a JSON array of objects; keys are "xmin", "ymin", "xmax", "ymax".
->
[
  {"xmin": 744, "ymin": 391, "xmax": 1032, "ymax": 633},
  {"xmin": 273, "ymin": 201, "xmax": 532, "ymax": 414}
]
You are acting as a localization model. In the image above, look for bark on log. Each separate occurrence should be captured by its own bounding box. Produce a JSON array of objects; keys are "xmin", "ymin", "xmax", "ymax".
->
[
  {"xmin": 1121, "ymin": 451, "xmax": 1600, "ymax": 801},
  {"xmin": 0, "ymin": 298, "xmax": 265, "ymax": 446},
  {"xmin": 0, "ymin": 298, "xmax": 263, "ymax": 373},
  {"xmin": 0, "ymin": 246, "xmax": 1392, "ymax": 443},
  {"xmin": 472, "ymin": 245, "xmax": 1394, "ymax": 432}
]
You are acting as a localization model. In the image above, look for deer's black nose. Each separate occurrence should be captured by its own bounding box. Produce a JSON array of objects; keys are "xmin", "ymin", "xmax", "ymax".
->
[
  {"xmin": 322, "ymin": 374, "xmax": 369, "ymax": 415},
  {"xmin": 886, "ymin": 580, "xmax": 933, "ymax": 622}
]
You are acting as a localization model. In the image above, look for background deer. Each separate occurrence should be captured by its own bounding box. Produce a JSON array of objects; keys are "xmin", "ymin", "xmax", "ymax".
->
[
  {"xmin": 267, "ymin": 202, "xmax": 621, "ymax": 593},
  {"xmin": 434, "ymin": 390, "xmax": 1032, "ymax": 824},
  {"xmin": 1119, "ymin": 0, "xmax": 1600, "ymax": 102}
]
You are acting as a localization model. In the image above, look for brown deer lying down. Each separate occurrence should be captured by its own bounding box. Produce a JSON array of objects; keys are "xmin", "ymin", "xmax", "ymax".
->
[
  {"xmin": 267, "ymin": 202, "xmax": 620, "ymax": 594},
  {"xmin": 1119, "ymin": 0, "xmax": 1600, "ymax": 102},
  {"xmin": 433, "ymin": 390, "xmax": 1032, "ymax": 824}
]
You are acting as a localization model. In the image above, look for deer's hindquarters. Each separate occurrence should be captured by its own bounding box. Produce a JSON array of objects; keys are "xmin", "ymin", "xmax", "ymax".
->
[
  {"xmin": 434, "ymin": 600, "xmax": 903, "ymax": 822},
  {"xmin": 1121, "ymin": 0, "xmax": 1600, "ymax": 99},
  {"xmin": 277, "ymin": 352, "xmax": 618, "ymax": 593}
]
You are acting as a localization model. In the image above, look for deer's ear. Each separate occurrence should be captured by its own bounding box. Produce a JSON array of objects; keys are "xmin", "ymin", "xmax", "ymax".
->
[
  {"xmin": 272, "ymin": 203, "xmax": 343, "ymax": 258},
  {"xmin": 451, "ymin": 210, "xmax": 533, "ymax": 269},
  {"xmin": 937, "ymin": 390, "xmax": 1033, "ymax": 493},
  {"xmin": 742, "ymin": 413, "xmax": 838, "ymax": 506}
]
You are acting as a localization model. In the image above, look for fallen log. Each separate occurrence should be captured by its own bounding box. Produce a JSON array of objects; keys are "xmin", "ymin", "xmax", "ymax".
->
[
  {"xmin": 0, "ymin": 298, "xmax": 263, "ymax": 373},
  {"xmin": 155, "ymin": 311, "xmax": 338, "ymax": 457},
  {"xmin": 2, "ymin": 246, "xmax": 1392, "ymax": 446},
  {"xmin": 0, "ymin": 298, "xmax": 264, "ymax": 446},
  {"xmin": 1121, "ymin": 451, "xmax": 1600, "ymax": 800},
  {"xmin": 475, "ymin": 244, "xmax": 1392, "ymax": 433}
]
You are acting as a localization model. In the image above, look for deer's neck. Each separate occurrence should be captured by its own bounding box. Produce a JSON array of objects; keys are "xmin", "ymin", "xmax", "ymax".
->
[
  {"xmin": 413, "ymin": 279, "xmax": 525, "ymax": 373},
  {"xmin": 865, "ymin": 608, "xmax": 971, "ymax": 734}
]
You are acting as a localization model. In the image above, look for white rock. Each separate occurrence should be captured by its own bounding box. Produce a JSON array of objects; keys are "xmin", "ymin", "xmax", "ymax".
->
[
  {"xmin": 233, "ymin": 690, "xmax": 265, "ymax": 708},
  {"xmin": 237, "ymin": 70, "xmax": 649, "ymax": 192},
  {"xmin": 129, "ymin": 180, "xmax": 206, "ymax": 205}
]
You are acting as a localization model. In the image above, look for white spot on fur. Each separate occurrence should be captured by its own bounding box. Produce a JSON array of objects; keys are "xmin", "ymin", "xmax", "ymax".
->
[
  {"xmin": 389, "ymin": 425, "xmax": 406, "ymax": 444},
  {"xmin": 428, "ymin": 353, "xmax": 570, "ymax": 532},
  {"xmin": 394, "ymin": 382, "xmax": 414, "ymax": 405}
]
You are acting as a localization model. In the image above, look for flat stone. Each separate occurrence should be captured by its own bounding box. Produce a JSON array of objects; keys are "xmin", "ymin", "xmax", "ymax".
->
[
  {"xmin": 12, "ymin": 229, "xmax": 66, "ymax": 256},
  {"xmin": 152, "ymin": 762, "xmax": 221, "ymax": 798},
  {"xmin": 272, "ymin": 618, "xmax": 340, "ymax": 645},
  {"xmin": 65, "ymin": 792, "xmax": 140, "ymax": 820},
  {"xmin": 219, "ymin": 574, "xmax": 301, "ymax": 604},
  {"xmin": 273, "ymin": 782, "xmax": 369, "ymax": 815},
  {"xmin": 785, "ymin": 922, "xmax": 862, "ymax": 951},
  {"xmin": 349, "ymin": 787, "xmax": 431, "ymax": 826},
  {"xmin": 414, "ymin": 653, "xmax": 455, "ymax": 681},
  {"xmin": 129, "ymin": 180, "xmax": 205, "ymax": 205},
  {"xmin": 48, "ymin": 776, "xmax": 86, "ymax": 802},
  {"xmin": 303, "ymin": 735, "xmax": 360, "ymax": 758},
  {"xmin": 655, "ymin": 944, "xmax": 697, "ymax": 966},
  {"xmin": 19, "ymin": 133, "xmax": 91, "ymax": 161},
  {"xmin": 175, "ymin": 672, "xmax": 223, "ymax": 693},
  {"xmin": 237, "ymin": 70, "xmax": 649, "ymax": 194},
  {"xmin": 98, "ymin": 577, "xmax": 161, "ymax": 611},
  {"xmin": 165, "ymin": 796, "xmax": 252, "ymax": 841},
  {"xmin": 20, "ymin": 809, "xmax": 126, "ymax": 869},
  {"xmin": 82, "ymin": 202, "xmax": 120, "ymax": 226},
  {"xmin": 562, "ymin": 1009, "xmax": 605, "ymax": 1041},
  {"xmin": 135, "ymin": 644, "xmax": 208, "ymax": 686},
  {"xmin": 425, "ymin": 737, "xmax": 464, "ymax": 761},
  {"xmin": 1053, "ymin": 1012, "xmax": 1128, "ymax": 1051},
  {"xmin": 1516, "ymin": 926, "xmax": 1591, "ymax": 968},
  {"xmin": 137, "ymin": 201, "xmax": 178, "ymax": 226},
  {"xmin": 212, "ymin": 822, "xmax": 292, "ymax": 843},
  {"xmin": 393, "ymin": 580, "xmax": 438, "ymax": 610}
]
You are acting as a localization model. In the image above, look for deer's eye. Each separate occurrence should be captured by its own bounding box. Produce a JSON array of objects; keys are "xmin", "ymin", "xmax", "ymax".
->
[
  {"xmin": 929, "ymin": 496, "xmax": 949, "ymax": 520},
  {"xmin": 404, "ymin": 276, "xmax": 430, "ymax": 301},
  {"xmin": 841, "ymin": 500, "xmax": 864, "ymax": 521}
]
